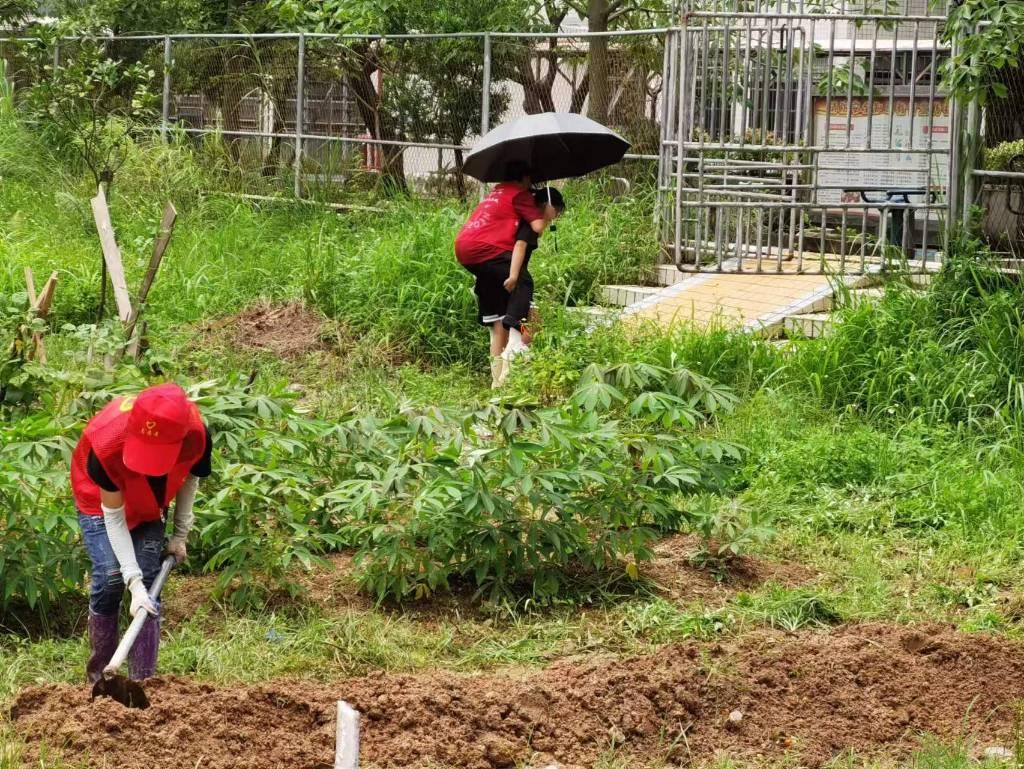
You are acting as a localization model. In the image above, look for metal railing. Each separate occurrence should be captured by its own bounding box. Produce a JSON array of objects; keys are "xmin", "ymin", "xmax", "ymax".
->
[{"xmin": 0, "ymin": 30, "xmax": 667, "ymax": 201}]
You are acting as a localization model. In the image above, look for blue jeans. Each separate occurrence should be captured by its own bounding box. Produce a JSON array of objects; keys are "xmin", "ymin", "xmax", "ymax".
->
[{"xmin": 78, "ymin": 513, "xmax": 165, "ymax": 617}]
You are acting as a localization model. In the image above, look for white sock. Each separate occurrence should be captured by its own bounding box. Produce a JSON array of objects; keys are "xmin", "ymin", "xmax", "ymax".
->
[{"xmin": 508, "ymin": 327, "xmax": 524, "ymax": 348}]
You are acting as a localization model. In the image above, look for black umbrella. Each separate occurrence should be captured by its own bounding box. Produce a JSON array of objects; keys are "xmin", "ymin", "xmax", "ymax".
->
[{"xmin": 463, "ymin": 112, "xmax": 631, "ymax": 184}]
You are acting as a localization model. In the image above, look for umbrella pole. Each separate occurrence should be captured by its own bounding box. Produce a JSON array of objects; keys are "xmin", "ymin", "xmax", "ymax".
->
[{"xmin": 547, "ymin": 184, "xmax": 558, "ymax": 254}]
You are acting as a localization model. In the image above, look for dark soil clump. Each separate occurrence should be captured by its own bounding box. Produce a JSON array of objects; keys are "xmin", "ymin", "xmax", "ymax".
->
[{"xmin": 13, "ymin": 623, "xmax": 1024, "ymax": 769}]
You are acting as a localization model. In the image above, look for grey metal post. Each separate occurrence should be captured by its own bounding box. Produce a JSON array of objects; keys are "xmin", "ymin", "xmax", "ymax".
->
[
  {"xmin": 946, "ymin": 31, "xmax": 962, "ymax": 236},
  {"xmin": 960, "ymin": 28, "xmax": 981, "ymax": 227},
  {"xmin": 295, "ymin": 33, "xmax": 306, "ymax": 200},
  {"xmin": 160, "ymin": 36, "xmax": 172, "ymax": 143},
  {"xmin": 52, "ymin": 41, "xmax": 60, "ymax": 70},
  {"xmin": 961, "ymin": 97, "xmax": 980, "ymax": 227},
  {"xmin": 479, "ymin": 32, "xmax": 492, "ymax": 202},
  {"xmin": 481, "ymin": 32, "xmax": 492, "ymax": 136}
]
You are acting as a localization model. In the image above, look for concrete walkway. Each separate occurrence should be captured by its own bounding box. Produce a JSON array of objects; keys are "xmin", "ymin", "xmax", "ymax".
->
[{"xmin": 620, "ymin": 270, "xmax": 869, "ymax": 334}]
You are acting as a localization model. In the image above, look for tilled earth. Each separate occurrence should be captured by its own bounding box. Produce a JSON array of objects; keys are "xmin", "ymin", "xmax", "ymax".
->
[{"xmin": 11, "ymin": 622, "xmax": 1024, "ymax": 769}]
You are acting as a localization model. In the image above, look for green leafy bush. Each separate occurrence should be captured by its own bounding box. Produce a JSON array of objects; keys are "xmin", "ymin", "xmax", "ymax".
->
[
  {"xmin": 0, "ymin": 414, "xmax": 83, "ymax": 615},
  {"xmin": 791, "ymin": 232, "xmax": 1024, "ymax": 428},
  {"xmin": 334, "ymin": 363, "xmax": 745, "ymax": 602},
  {"xmin": 984, "ymin": 139, "xmax": 1024, "ymax": 171}
]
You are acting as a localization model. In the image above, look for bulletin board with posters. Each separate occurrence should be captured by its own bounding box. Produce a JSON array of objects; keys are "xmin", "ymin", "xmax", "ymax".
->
[{"xmin": 813, "ymin": 97, "xmax": 950, "ymax": 208}]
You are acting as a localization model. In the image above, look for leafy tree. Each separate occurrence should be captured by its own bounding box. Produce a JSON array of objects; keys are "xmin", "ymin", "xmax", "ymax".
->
[
  {"xmin": 48, "ymin": 0, "xmax": 272, "ymax": 34},
  {"xmin": 0, "ymin": 0, "xmax": 36, "ymax": 27},
  {"xmin": 19, "ymin": 34, "xmax": 158, "ymax": 317},
  {"xmin": 942, "ymin": 0, "xmax": 1024, "ymax": 143},
  {"xmin": 23, "ymin": 36, "xmax": 158, "ymax": 189},
  {"xmin": 268, "ymin": 0, "xmax": 528, "ymax": 192}
]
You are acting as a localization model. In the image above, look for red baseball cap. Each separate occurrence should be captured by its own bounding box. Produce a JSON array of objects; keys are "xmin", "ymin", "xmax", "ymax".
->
[{"xmin": 122, "ymin": 383, "xmax": 193, "ymax": 476}]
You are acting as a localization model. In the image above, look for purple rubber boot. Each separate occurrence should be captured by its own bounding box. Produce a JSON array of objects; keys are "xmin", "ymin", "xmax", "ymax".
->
[
  {"xmin": 128, "ymin": 611, "xmax": 161, "ymax": 681},
  {"xmin": 86, "ymin": 611, "xmax": 119, "ymax": 684}
]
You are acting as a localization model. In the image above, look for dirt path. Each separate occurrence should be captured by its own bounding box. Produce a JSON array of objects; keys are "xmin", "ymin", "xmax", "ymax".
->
[{"xmin": 11, "ymin": 622, "xmax": 1024, "ymax": 769}]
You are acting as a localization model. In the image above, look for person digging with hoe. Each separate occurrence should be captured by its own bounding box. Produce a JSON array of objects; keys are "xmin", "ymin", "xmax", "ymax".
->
[
  {"xmin": 455, "ymin": 160, "xmax": 564, "ymax": 387},
  {"xmin": 71, "ymin": 382, "xmax": 212, "ymax": 696}
]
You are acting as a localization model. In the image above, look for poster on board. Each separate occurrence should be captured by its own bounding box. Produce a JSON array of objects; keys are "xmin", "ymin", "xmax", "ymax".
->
[{"xmin": 813, "ymin": 97, "xmax": 950, "ymax": 208}]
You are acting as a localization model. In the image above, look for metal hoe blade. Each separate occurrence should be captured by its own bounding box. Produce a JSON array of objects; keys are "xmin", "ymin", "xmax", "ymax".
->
[
  {"xmin": 92, "ymin": 674, "xmax": 150, "ymax": 709},
  {"xmin": 88, "ymin": 556, "xmax": 175, "ymax": 710}
]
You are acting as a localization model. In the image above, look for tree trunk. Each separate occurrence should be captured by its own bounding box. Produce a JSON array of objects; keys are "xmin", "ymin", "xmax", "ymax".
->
[
  {"xmin": 261, "ymin": 81, "xmax": 287, "ymax": 176},
  {"xmin": 515, "ymin": 47, "xmax": 559, "ymax": 114},
  {"xmin": 570, "ymin": 73, "xmax": 590, "ymax": 114},
  {"xmin": 346, "ymin": 54, "xmax": 407, "ymax": 193},
  {"xmin": 587, "ymin": 0, "xmax": 611, "ymax": 124}
]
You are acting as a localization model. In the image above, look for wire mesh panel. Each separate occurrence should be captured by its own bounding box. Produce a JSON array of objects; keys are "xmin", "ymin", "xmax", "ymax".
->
[
  {"xmin": 2, "ymin": 30, "xmax": 671, "ymax": 207},
  {"xmin": 976, "ymin": 64, "xmax": 1024, "ymax": 254},
  {"xmin": 661, "ymin": 0, "xmax": 951, "ymax": 274},
  {"xmin": 167, "ymin": 36, "xmax": 300, "ymax": 196}
]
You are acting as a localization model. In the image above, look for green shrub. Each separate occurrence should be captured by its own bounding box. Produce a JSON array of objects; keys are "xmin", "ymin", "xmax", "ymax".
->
[
  {"xmin": 983, "ymin": 139, "xmax": 1024, "ymax": 171},
  {"xmin": 332, "ymin": 362, "xmax": 745, "ymax": 602}
]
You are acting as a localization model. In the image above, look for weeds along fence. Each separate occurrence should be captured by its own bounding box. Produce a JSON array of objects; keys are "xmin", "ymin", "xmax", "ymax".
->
[{"xmin": 0, "ymin": 31, "xmax": 666, "ymax": 203}]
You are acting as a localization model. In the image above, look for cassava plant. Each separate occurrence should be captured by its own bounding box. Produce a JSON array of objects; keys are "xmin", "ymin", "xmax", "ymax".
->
[{"xmin": 331, "ymin": 362, "xmax": 747, "ymax": 603}]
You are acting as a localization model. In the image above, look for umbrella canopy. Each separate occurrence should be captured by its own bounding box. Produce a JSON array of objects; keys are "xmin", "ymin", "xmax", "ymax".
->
[{"xmin": 463, "ymin": 112, "xmax": 631, "ymax": 184}]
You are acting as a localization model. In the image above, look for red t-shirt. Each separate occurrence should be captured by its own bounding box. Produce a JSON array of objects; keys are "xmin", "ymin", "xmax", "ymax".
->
[{"xmin": 455, "ymin": 183, "xmax": 543, "ymax": 266}]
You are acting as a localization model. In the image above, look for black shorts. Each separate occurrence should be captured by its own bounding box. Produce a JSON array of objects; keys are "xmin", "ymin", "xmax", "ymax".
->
[{"xmin": 465, "ymin": 254, "xmax": 534, "ymax": 329}]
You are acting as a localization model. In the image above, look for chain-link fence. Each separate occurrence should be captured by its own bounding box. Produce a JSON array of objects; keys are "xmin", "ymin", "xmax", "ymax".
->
[
  {"xmin": 975, "ymin": 63, "xmax": 1024, "ymax": 253},
  {"xmin": 0, "ymin": 31, "xmax": 667, "ymax": 202}
]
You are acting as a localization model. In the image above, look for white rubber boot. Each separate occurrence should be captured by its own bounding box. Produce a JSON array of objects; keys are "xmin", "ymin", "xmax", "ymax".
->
[{"xmin": 502, "ymin": 327, "xmax": 528, "ymax": 360}]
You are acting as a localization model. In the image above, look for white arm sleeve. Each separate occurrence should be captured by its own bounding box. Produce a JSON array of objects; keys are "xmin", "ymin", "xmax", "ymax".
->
[
  {"xmin": 101, "ymin": 503, "xmax": 143, "ymax": 586},
  {"xmin": 171, "ymin": 475, "xmax": 199, "ymax": 541}
]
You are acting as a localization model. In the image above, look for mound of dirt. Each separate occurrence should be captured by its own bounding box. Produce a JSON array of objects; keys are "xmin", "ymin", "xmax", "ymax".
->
[
  {"xmin": 12, "ymin": 623, "xmax": 1024, "ymax": 769},
  {"xmin": 207, "ymin": 302, "xmax": 329, "ymax": 359}
]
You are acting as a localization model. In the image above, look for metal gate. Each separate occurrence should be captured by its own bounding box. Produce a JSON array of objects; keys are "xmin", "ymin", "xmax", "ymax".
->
[{"xmin": 657, "ymin": 2, "xmax": 952, "ymax": 274}]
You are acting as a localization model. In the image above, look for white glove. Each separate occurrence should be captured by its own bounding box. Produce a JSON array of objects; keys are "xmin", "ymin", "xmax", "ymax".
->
[
  {"xmin": 169, "ymin": 476, "xmax": 198, "ymax": 563},
  {"xmin": 128, "ymin": 577, "xmax": 158, "ymax": 618},
  {"xmin": 166, "ymin": 536, "xmax": 187, "ymax": 564},
  {"xmin": 102, "ymin": 503, "xmax": 143, "ymax": 586}
]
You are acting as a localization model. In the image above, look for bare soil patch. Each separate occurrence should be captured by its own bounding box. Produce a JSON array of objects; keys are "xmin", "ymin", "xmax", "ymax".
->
[
  {"xmin": 157, "ymin": 538, "xmax": 809, "ymax": 630},
  {"xmin": 644, "ymin": 534, "xmax": 816, "ymax": 603},
  {"xmin": 12, "ymin": 623, "xmax": 1024, "ymax": 769},
  {"xmin": 204, "ymin": 301, "xmax": 331, "ymax": 359}
]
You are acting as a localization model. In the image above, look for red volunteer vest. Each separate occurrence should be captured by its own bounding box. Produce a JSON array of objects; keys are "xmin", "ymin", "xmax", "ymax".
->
[
  {"xmin": 71, "ymin": 395, "xmax": 205, "ymax": 530},
  {"xmin": 454, "ymin": 183, "xmax": 529, "ymax": 266}
]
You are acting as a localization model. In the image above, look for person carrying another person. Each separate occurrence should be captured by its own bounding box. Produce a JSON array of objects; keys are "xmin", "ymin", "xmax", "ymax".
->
[
  {"xmin": 71, "ymin": 382, "xmax": 212, "ymax": 684},
  {"xmin": 454, "ymin": 161, "xmax": 565, "ymax": 387}
]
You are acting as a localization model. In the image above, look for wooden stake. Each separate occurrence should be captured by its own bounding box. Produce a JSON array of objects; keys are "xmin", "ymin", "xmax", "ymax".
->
[
  {"xmin": 91, "ymin": 185, "xmax": 133, "ymax": 323},
  {"xmin": 21, "ymin": 269, "xmax": 57, "ymax": 364},
  {"xmin": 24, "ymin": 267, "xmax": 37, "ymax": 307},
  {"xmin": 35, "ymin": 272, "xmax": 58, "ymax": 316},
  {"xmin": 123, "ymin": 201, "xmax": 177, "ymax": 360}
]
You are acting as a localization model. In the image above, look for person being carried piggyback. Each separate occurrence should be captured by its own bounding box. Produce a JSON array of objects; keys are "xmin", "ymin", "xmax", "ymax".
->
[{"xmin": 455, "ymin": 161, "xmax": 564, "ymax": 387}]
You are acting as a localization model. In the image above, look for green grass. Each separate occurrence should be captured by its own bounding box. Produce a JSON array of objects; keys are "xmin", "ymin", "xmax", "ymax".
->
[
  {"xmin": 0, "ymin": 121, "xmax": 661, "ymax": 375},
  {"xmin": 7, "ymin": 108, "xmax": 1024, "ymax": 767}
]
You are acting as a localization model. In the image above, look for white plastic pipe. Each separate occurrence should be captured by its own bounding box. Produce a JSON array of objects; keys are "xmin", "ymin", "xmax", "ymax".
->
[{"xmin": 335, "ymin": 701, "xmax": 360, "ymax": 769}]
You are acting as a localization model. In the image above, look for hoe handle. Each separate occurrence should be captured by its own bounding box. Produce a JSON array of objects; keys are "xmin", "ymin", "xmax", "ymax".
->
[{"xmin": 104, "ymin": 556, "xmax": 176, "ymax": 675}]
